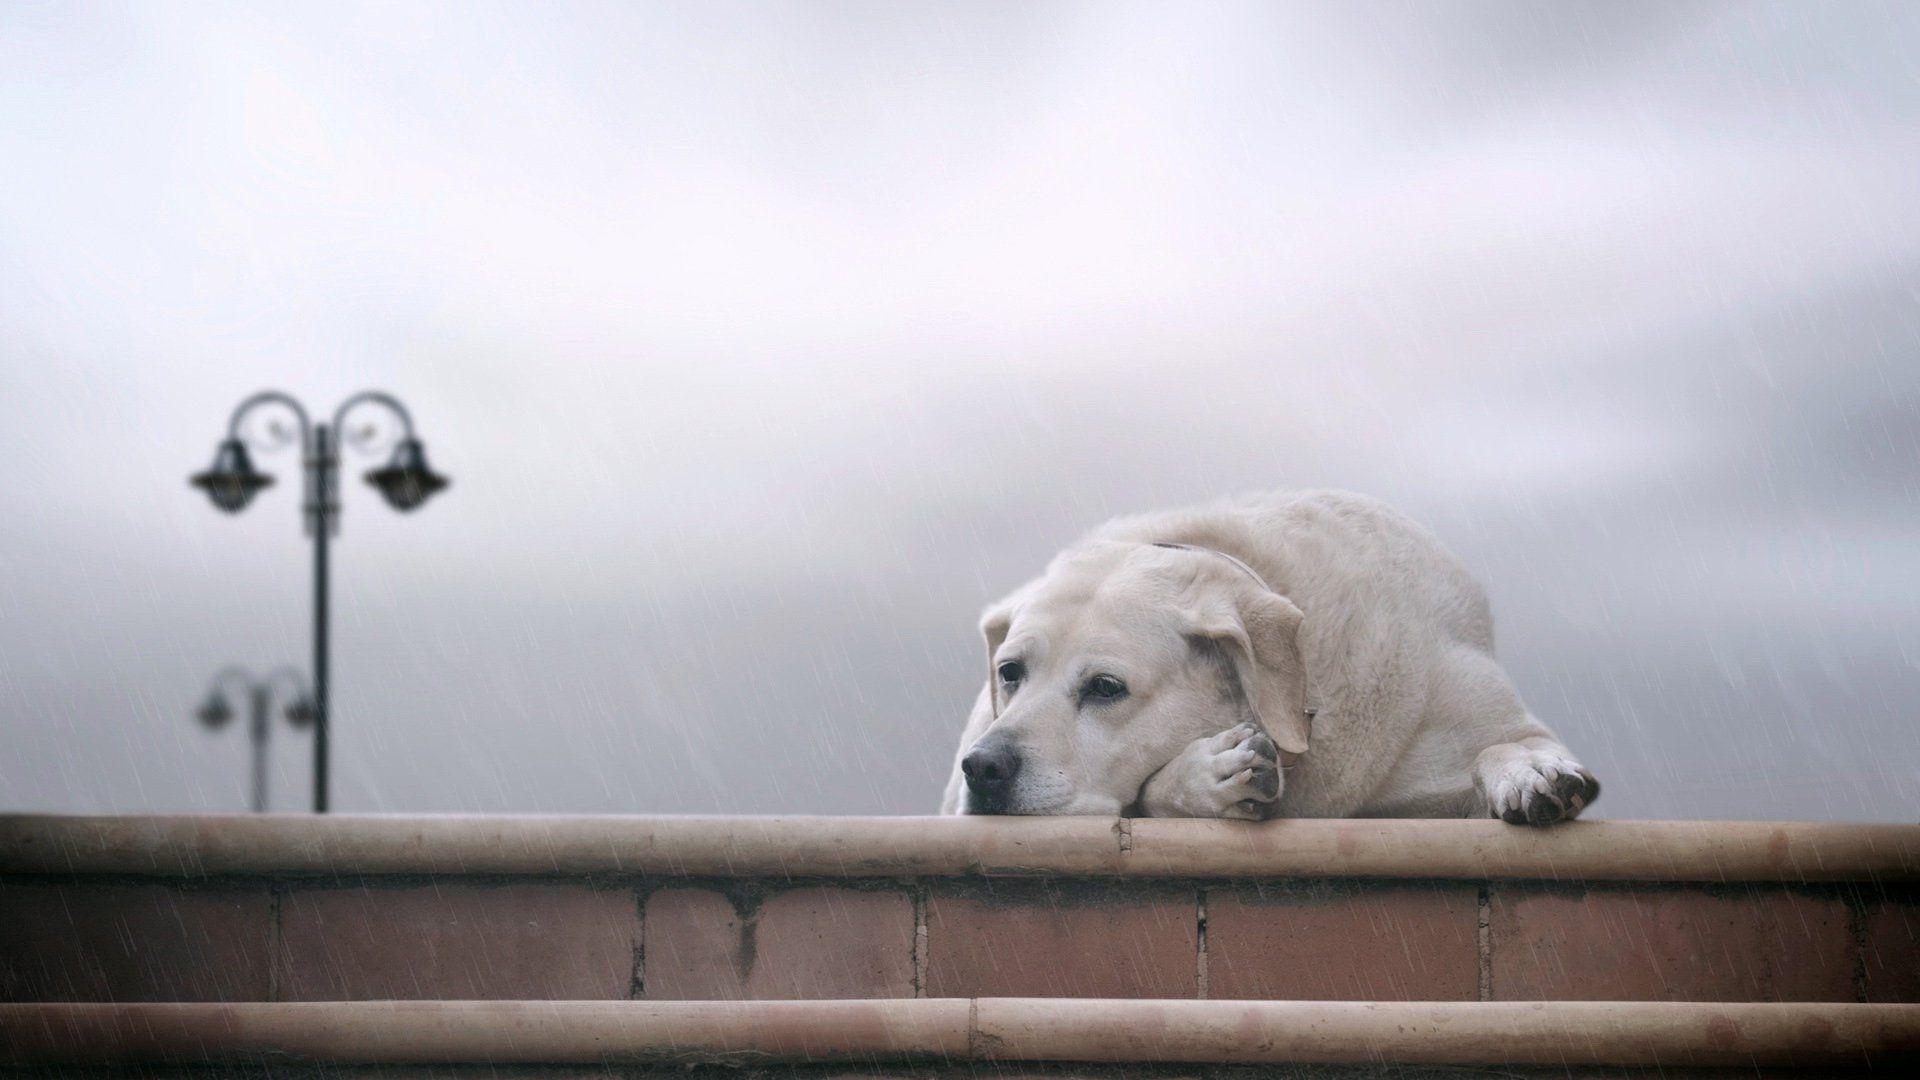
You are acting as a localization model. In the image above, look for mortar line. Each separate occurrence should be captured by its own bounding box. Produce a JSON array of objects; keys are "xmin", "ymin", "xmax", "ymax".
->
[
  {"xmin": 629, "ymin": 884, "xmax": 646, "ymax": 1000},
  {"xmin": 1196, "ymin": 887, "xmax": 1210, "ymax": 999},
  {"xmin": 1846, "ymin": 886, "xmax": 1869, "ymax": 1003},
  {"xmin": 267, "ymin": 882, "xmax": 282, "ymax": 1003},
  {"xmin": 1476, "ymin": 881, "xmax": 1493, "ymax": 1002},
  {"xmin": 912, "ymin": 883, "xmax": 930, "ymax": 998}
]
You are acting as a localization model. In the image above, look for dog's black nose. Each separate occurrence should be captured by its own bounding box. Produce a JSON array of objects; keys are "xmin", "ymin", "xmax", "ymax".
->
[{"xmin": 961, "ymin": 741, "xmax": 1023, "ymax": 805}]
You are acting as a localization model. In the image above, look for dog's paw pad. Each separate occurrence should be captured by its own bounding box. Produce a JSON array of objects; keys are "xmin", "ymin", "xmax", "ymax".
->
[
  {"xmin": 1225, "ymin": 797, "xmax": 1268, "ymax": 821},
  {"xmin": 1215, "ymin": 723, "xmax": 1280, "ymax": 813},
  {"xmin": 1487, "ymin": 754, "xmax": 1599, "ymax": 827}
]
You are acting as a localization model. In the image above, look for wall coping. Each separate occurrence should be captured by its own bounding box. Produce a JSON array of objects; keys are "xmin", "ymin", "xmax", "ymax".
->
[
  {"xmin": 2, "ymin": 814, "xmax": 1915, "ymax": 880},
  {"xmin": 5, "ymin": 1000, "xmax": 1917, "ymax": 1066}
]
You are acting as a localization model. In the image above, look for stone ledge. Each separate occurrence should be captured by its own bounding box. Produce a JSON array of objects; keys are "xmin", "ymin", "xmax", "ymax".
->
[{"xmin": 4, "ymin": 816, "xmax": 1916, "ymax": 881}]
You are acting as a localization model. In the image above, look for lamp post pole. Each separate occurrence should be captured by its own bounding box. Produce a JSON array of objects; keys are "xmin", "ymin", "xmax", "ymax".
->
[
  {"xmin": 249, "ymin": 682, "xmax": 268, "ymax": 813},
  {"xmin": 192, "ymin": 391, "xmax": 449, "ymax": 814},
  {"xmin": 309, "ymin": 423, "xmax": 334, "ymax": 813},
  {"xmin": 195, "ymin": 666, "xmax": 315, "ymax": 813}
]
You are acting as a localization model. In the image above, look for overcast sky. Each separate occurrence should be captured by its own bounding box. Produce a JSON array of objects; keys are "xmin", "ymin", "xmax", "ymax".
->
[{"xmin": 2, "ymin": 1, "xmax": 1916, "ymax": 820}]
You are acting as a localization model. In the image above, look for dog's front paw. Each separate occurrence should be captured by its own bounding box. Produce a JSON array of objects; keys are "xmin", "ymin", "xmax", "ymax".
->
[
  {"xmin": 1138, "ymin": 722, "xmax": 1281, "ymax": 820},
  {"xmin": 1477, "ymin": 746, "xmax": 1599, "ymax": 827}
]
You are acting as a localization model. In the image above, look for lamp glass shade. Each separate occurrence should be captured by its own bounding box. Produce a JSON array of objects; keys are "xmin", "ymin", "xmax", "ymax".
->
[
  {"xmin": 190, "ymin": 439, "xmax": 274, "ymax": 512},
  {"xmin": 196, "ymin": 694, "xmax": 234, "ymax": 729},
  {"xmin": 283, "ymin": 696, "xmax": 317, "ymax": 728},
  {"xmin": 365, "ymin": 438, "xmax": 449, "ymax": 511}
]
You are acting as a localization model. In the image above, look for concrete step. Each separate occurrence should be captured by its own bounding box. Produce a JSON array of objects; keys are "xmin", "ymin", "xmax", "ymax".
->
[{"xmin": 4, "ymin": 999, "xmax": 1918, "ymax": 1071}]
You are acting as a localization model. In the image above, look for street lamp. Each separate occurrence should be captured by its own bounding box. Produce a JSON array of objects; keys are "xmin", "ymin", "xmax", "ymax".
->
[
  {"xmin": 194, "ymin": 665, "xmax": 315, "ymax": 813},
  {"xmin": 190, "ymin": 390, "xmax": 450, "ymax": 813}
]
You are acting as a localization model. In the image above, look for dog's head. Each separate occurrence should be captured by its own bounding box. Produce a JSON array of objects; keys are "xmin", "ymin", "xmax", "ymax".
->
[{"xmin": 958, "ymin": 540, "xmax": 1309, "ymax": 815}]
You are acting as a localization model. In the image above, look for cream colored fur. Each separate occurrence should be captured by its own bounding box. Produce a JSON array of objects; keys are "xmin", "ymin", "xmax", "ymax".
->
[{"xmin": 940, "ymin": 489, "xmax": 1598, "ymax": 824}]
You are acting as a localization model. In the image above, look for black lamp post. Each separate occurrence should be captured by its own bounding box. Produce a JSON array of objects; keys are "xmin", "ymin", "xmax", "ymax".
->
[
  {"xmin": 190, "ymin": 390, "xmax": 449, "ymax": 813},
  {"xmin": 195, "ymin": 665, "xmax": 315, "ymax": 813}
]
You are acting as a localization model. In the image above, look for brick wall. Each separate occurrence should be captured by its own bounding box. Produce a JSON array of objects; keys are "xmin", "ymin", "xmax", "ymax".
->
[{"xmin": 4, "ymin": 873, "xmax": 1913, "ymax": 1004}]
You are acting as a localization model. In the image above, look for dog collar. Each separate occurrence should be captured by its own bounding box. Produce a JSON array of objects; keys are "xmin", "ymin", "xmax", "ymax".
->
[{"xmin": 1151, "ymin": 541, "xmax": 1272, "ymax": 591}]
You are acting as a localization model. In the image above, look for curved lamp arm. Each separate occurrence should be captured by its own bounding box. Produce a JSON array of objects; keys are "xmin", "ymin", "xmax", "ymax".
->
[
  {"xmin": 333, "ymin": 391, "xmax": 417, "ymax": 455},
  {"xmin": 203, "ymin": 664, "xmax": 262, "ymax": 699},
  {"xmin": 195, "ymin": 665, "xmax": 261, "ymax": 728},
  {"xmin": 227, "ymin": 392, "xmax": 312, "ymax": 451},
  {"xmin": 262, "ymin": 665, "xmax": 312, "ymax": 701}
]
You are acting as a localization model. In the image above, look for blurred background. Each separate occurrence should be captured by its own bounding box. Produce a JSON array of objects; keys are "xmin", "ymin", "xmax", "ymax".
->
[{"xmin": 1, "ymin": 1, "xmax": 1915, "ymax": 820}]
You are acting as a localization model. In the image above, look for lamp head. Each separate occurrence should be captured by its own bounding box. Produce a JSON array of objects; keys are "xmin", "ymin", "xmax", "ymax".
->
[
  {"xmin": 283, "ymin": 695, "xmax": 317, "ymax": 728},
  {"xmin": 196, "ymin": 692, "xmax": 234, "ymax": 729},
  {"xmin": 365, "ymin": 438, "xmax": 449, "ymax": 511},
  {"xmin": 190, "ymin": 439, "xmax": 274, "ymax": 513}
]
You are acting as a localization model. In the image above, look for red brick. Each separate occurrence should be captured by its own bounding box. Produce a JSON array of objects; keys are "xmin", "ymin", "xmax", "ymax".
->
[
  {"xmin": 643, "ymin": 886, "xmax": 914, "ymax": 999},
  {"xmin": 1205, "ymin": 882, "xmax": 1479, "ymax": 1000},
  {"xmin": 1863, "ymin": 890, "xmax": 1918, "ymax": 1003},
  {"xmin": 0, "ymin": 882, "xmax": 271, "ymax": 1002},
  {"xmin": 924, "ymin": 882, "xmax": 1196, "ymax": 998},
  {"xmin": 277, "ymin": 883, "xmax": 637, "ymax": 1000},
  {"xmin": 1491, "ymin": 884, "xmax": 1853, "ymax": 1001}
]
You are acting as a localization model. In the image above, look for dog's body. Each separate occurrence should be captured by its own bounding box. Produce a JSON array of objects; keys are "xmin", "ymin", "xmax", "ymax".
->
[{"xmin": 941, "ymin": 489, "xmax": 1598, "ymax": 824}]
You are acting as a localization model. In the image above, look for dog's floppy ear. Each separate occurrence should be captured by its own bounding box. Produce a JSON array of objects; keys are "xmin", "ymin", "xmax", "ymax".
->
[
  {"xmin": 1189, "ymin": 588, "xmax": 1310, "ymax": 754},
  {"xmin": 979, "ymin": 580, "xmax": 1039, "ymax": 716}
]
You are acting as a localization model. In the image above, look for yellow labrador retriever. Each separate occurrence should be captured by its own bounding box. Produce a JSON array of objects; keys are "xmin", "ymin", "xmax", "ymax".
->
[{"xmin": 941, "ymin": 489, "xmax": 1598, "ymax": 824}]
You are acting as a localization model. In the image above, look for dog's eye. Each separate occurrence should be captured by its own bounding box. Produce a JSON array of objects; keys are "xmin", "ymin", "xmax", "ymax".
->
[
  {"xmin": 1083, "ymin": 674, "xmax": 1128, "ymax": 702},
  {"xmin": 997, "ymin": 661, "xmax": 1026, "ymax": 687}
]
